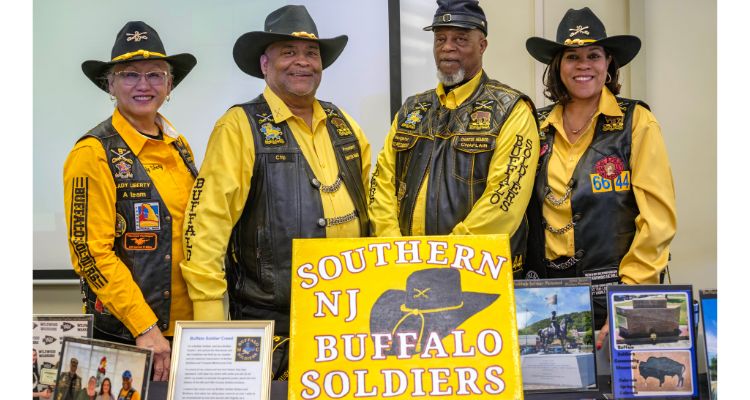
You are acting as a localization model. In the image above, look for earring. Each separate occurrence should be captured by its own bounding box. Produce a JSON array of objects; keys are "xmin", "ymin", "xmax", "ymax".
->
[
  {"xmin": 606, "ymin": 73, "xmax": 612, "ymax": 84},
  {"xmin": 166, "ymin": 94, "xmax": 171, "ymax": 102},
  {"xmin": 109, "ymin": 94, "xmax": 116, "ymax": 102}
]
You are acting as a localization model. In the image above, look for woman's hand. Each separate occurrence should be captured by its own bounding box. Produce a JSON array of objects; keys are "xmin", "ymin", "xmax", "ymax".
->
[
  {"xmin": 596, "ymin": 319, "xmax": 609, "ymax": 350},
  {"xmin": 136, "ymin": 327, "xmax": 172, "ymax": 381}
]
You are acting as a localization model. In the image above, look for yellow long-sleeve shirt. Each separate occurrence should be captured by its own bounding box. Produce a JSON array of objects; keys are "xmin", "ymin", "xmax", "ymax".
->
[
  {"xmin": 180, "ymin": 87, "xmax": 371, "ymax": 321},
  {"xmin": 369, "ymin": 70, "xmax": 539, "ymax": 237},
  {"xmin": 63, "ymin": 108, "xmax": 195, "ymax": 337},
  {"xmin": 542, "ymin": 87, "xmax": 677, "ymax": 284}
]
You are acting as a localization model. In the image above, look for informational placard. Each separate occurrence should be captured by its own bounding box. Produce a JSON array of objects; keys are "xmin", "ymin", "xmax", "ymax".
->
[
  {"xmin": 514, "ymin": 278, "xmax": 597, "ymax": 393},
  {"xmin": 33, "ymin": 314, "xmax": 93, "ymax": 391},
  {"xmin": 699, "ymin": 289, "xmax": 717, "ymax": 400},
  {"xmin": 55, "ymin": 337, "xmax": 152, "ymax": 400},
  {"xmin": 607, "ymin": 285, "xmax": 698, "ymax": 399},
  {"xmin": 289, "ymin": 235, "xmax": 523, "ymax": 399},
  {"xmin": 167, "ymin": 321, "xmax": 275, "ymax": 400}
]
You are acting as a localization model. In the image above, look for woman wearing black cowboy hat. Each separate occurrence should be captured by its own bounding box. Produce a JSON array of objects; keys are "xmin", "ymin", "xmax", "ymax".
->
[
  {"xmin": 63, "ymin": 21, "xmax": 198, "ymax": 381},
  {"xmin": 523, "ymin": 8, "xmax": 677, "ymax": 343}
]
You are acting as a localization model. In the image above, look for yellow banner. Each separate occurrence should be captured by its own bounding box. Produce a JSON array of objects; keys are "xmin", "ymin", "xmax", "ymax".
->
[{"xmin": 289, "ymin": 235, "xmax": 523, "ymax": 399}]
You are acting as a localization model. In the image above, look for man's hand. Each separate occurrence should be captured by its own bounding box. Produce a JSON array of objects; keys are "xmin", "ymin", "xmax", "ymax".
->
[
  {"xmin": 135, "ymin": 327, "xmax": 171, "ymax": 381},
  {"xmin": 596, "ymin": 319, "xmax": 609, "ymax": 350}
]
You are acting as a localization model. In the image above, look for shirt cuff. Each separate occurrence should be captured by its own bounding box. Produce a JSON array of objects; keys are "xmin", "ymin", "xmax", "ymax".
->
[
  {"xmin": 123, "ymin": 307, "xmax": 158, "ymax": 337},
  {"xmin": 193, "ymin": 299, "xmax": 226, "ymax": 320}
]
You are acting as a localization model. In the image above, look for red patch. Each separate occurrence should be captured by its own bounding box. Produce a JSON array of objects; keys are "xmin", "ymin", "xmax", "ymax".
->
[
  {"xmin": 595, "ymin": 156, "xmax": 624, "ymax": 180},
  {"xmin": 540, "ymin": 143, "xmax": 549, "ymax": 157},
  {"xmin": 95, "ymin": 298, "xmax": 104, "ymax": 313}
]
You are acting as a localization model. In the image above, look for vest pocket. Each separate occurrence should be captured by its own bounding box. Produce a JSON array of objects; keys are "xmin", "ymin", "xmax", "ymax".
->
[
  {"xmin": 255, "ymin": 226, "xmax": 276, "ymax": 293},
  {"xmin": 451, "ymin": 135, "xmax": 496, "ymax": 182}
]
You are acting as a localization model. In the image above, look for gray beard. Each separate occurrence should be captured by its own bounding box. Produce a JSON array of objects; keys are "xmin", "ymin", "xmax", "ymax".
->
[{"xmin": 437, "ymin": 68, "xmax": 466, "ymax": 86}]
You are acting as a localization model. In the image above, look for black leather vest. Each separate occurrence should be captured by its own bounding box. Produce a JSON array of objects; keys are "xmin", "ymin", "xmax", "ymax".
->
[
  {"xmin": 392, "ymin": 73, "xmax": 535, "ymax": 276},
  {"xmin": 525, "ymin": 99, "xmax": 646, "ymax": 323},
  {"xmin": 78, "ymin": 118, "xmax": 197, "ymax": 341},
  {"xmin": 226, "ymin": 96, "xmax": 369, "ymax": 334}
]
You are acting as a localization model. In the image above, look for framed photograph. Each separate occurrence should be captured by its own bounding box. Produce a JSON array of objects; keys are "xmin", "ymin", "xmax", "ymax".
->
[
  {"xmin": 33, "ymin": 314, "xmax": 93, "ymax": 393},
  {"xmin": 607, "ymin": 285, "xmax": 699, "ymax": 399},
  {"xmin": 699, "ymin": 289, "xmax": 717, "ymax": 400},
  {"xmin": 54, "ymin": 336, "xmax": 152, "ymax": 400},
  {"xmin": 514, "ymin": 277, "xmax": 597, "ymax": 393},
  {"xmin": 167, "ymin": 320, "xmax": 275, "ymax": 400}
]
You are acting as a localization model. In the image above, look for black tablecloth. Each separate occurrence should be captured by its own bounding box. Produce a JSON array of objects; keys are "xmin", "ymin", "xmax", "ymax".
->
[{"xmin": 147, "ymin": 373, "xmax": 711, "ymax": 399}]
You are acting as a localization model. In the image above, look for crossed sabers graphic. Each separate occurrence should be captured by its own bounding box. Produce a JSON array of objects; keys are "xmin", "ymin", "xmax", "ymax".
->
[
  {"xmin": 126, "ymin": 31, "xmax": 148, "ymax": 42},
  {"xmin": 474, "ymin": 100, "xmax": 494, "ymax": 111},
  {"xmin": 569, "ymin": 25, "xmax": 590, "ymax": 37},
  {"xmin": 256, "ymin": 113, "xmax": 274, "ymax": 124},
  {"xmin": 110, "ymin": 149, "xmax": 133, "ymax": 164},
  {"xmin": 412, "ymin": 288, "xmax": 431, "ymax": 299}
]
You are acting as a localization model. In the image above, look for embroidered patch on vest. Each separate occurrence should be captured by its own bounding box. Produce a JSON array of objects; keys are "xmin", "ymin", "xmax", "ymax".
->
[
  {"xmin": 453, "ymin": 134, "xmax": 494, "ymax": 153},
  {"xmin": 392, "ymin": 132, "xmax": 418, "ymax": 151},
  {"xmin": 617, "ymin": 101, "xmax": 629, "ymax": 113},
  {"xmin": 400, "ymin": 102, "xmax": 431, "ymax": 130},
  {"xmin": 330, "ymin": 117, "xmax": 352, "ymax": 136},
  {"xmin": 236, "ymin": 337, "xmax": 262, "ymax": 361},
  {"xmin": 602, "ymin": 116, "xmax": 624, "ymax": 131},
  {"xmin": 594, "ymin": 156, "xmax": 625, "ymax": 180},
  {"xmin": 134, "ymin": 202, "xmax": 160, "ymax": 231},
  {"xmin": 115, "ymin": 214, "xmax": 126, "ymax": 237},
  {"xmin": 468, "ymin": 100, "xmax": 495, "ymax": 131},
  {"xmin": 123, "ymin": 232, "xmax": 157, "ymax": 251},
  {"xmin": 110, "ymin": 148, "xmax": 134, "ymax": 179},
  {"xmin": 256, "ymin": 113, "xmax": 285, "ymax": 146}
]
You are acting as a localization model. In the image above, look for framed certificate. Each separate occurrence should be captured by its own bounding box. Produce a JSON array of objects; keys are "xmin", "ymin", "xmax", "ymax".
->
[
  {"xmin": 514, "ymin": 277, "xmax": 598, "ymax": 394},
  {"xmin": 607, "ymin": 285, "xmax": 699, "ymax": 399},
  {"xmin": 167, "ymin": 320, "xmax": 275, "ymax": 400},
  {"xmin": 699, "ymin": 289, "xmax": 717, "ymax": 400},
  {"xmin": 33, "ymin": 314, "xmax": 93, "ymax": 390},
  {"xmin": 54, "ymin": 337, "xmax": 153, "ymax": 400}
]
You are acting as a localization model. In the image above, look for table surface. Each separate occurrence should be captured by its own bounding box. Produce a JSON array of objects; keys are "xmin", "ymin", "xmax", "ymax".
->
[{"xmin": 147, "ymin": 374, "xmax": 711, "ymax": 400}]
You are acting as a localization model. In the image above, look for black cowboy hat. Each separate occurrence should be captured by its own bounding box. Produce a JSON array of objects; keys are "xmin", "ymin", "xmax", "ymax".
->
[
  {"xmin": 423, "ymin": 0, "xmax": 488, "ymax": 36},
  {"xmin": 370, "ymin": 268, "xmax": 498, "ymax": 354},
  {"xmin": 526, "ymin": 7, "xmax": 641, "ymax": 67},
  {"xmin": 233, "ymin": 5, "xmax": 348, "ymax": 79},
  {"xmin": 81, "ymin": 21, "xmax": 196, "ymax": 92}
]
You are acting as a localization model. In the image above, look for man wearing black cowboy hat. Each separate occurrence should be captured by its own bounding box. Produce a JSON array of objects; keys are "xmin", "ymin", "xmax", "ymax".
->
[
  {"xmin": 180, "ymin": 5, "xmax": 370, "ymax": 379},
  {"xmin": 369, "ymin": 0, "xmax": 539, "ymax": 276}
]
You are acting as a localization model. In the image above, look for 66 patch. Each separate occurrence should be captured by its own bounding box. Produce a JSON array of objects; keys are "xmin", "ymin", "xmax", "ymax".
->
[{"xmin": 134, "ymin": 202, "xmax": 160, "ymax": 231}]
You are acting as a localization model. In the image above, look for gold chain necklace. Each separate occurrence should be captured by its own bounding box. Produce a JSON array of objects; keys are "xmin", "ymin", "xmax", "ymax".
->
[{"xmin": 563, "ymin": 107, "xmax": 597, "ymax": 134}]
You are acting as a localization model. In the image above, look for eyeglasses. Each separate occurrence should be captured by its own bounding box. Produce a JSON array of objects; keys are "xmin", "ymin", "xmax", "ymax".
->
[{"xmin": 113, "ymin": 70, "xmax": 169, "ymax": 86}]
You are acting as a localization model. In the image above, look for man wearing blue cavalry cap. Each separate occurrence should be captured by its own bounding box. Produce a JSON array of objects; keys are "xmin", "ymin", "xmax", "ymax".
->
[
  {"xmin": 370, "ymin": 0, "xmax": 539, "ymax": 276},
  {"xmin": 116, "ymin": 370, "xmax": 140, "ymax": 400}
]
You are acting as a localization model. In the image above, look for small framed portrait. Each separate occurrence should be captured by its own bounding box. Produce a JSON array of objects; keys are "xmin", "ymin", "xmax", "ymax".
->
[
  {"xmin": 607, "ymin": 285, "xmax": 699, "ymax": 399},
  {"xmin": 167, "ymin": 320, "xmax": 275, "ymax": 400},
  {"xmin": 514, "ymin": 277, "xmax": 597, "ymax": 393},
  {"xmin": 33, "ymin": 314, "xmax": 93, "ymax": 392},
  {"xmin": 54, "ymin": 337, "xmax": 152, "ymax": 400}
]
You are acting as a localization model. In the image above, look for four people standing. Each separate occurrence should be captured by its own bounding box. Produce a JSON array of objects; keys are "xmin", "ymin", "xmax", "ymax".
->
[{"xmin": 60, "ymin": 1, "xmax": 677, "ymax": 389}]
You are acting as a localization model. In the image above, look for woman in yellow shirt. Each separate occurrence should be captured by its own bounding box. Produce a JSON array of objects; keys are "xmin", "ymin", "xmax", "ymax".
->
[
  {"xmin": 523, "ymin": 8, "xmax": 677, "ymax": 340},
  {"xmin": 63, "ymin": 21, "xmax": 197, "ymax": 381}
]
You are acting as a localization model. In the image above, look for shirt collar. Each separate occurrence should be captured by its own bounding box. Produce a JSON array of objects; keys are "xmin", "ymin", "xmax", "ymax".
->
[
  {"xmin": 436, "ymin": 70, "xmax": 483, "ymax": 109},
  {"xmin": 263, "ymin": 86, "xmax": 326, "ymax": 128},
  {"xmin": 111, "ymin": 108, "xmax": 176, "ymax": 155},
  {"xmin": 540, "ymin": 86, "xmax": 623, "ymax": 130}
]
